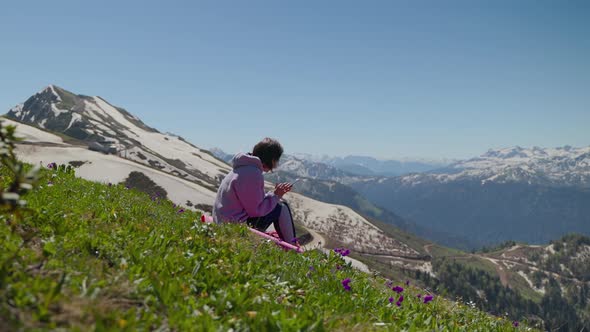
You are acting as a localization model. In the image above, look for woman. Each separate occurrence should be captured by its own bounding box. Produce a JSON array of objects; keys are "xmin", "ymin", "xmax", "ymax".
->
[{"xmin": 213, "ymin": 138, "xmax": 297, "ymax": 244}]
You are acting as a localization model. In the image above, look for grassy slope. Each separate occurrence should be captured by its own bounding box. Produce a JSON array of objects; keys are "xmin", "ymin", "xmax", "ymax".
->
[{"xmin": 0, "ymin": 166, "xmax": 526, "ymax": 331}]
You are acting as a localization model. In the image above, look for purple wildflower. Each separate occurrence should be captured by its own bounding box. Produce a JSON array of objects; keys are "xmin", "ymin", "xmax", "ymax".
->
[
  {"xmin": 396, "ymin": 300, "xmax": 402, "ymax": 307},
  {"xmin": 172, "ymin": 204, "xmax": 177, "ymax": 208},
  {"xmin": 108, "ymin": 183, "xmax": 112, "ymax": 187},
  {"xmin": 309, "ymin": 266, "xmax": 315, "ymax": 271},
  {"xmin": 47, "ymin": 162, "xmax": 56, "ymax": 169},
  {"xmin": 389, "ymin": 296, "xmax": 394, "ymax": 303},
  {"xmin": 336, "ymin": 265, "xmax": 342, "ymax": 270},
  {"xmin": 423, "ymin": 295, "xmax": 434, "ymax": 304},
  {"xmin": 385, "ymin": 280, "xmax": 393, "ymax": 288},
  {"xmin": 405, "ymin": 280, "xmax": 410, "ymax": 286},
  {"xmin": 513, "ymin": 321, "xmax": 519, "ymax": 327},
  {"xmin": 334, "ymin": 247, "xmax": 350, "ymax": 257},
  {"xmin": 417, "ymin": 294, "xmax": 422, "ymax": 299},
  {"xmin": 392, "ymin": 286, "xmax": 404, "ymax": 293},
  {"xmin": 178, "ymin": 209, "xmax": 185, "ymax": 213},
  {"xmin": 341, "ymin": 278, "xmax": 351, "ymax": 291},
  {"xmin": 47, "ymin": 181, "xmax": 53, "ymax": 185}
]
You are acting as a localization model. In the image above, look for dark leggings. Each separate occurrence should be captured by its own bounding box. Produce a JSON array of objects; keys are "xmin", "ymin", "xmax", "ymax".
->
[{"xmin": 247, "ymin": 201, "xmax": 296, "ymax": 243}]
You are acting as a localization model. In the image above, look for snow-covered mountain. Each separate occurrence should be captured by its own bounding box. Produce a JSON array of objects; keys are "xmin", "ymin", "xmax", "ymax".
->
[
  {"xmin": 277, "ymin": 154, "xmax": 359, "ymax": 182},
  {"xmin": 214, "ymin": 145, "xmax": 590, "ymax": 189},
  {"xmin": 4, "ymin": 85, "xmax": 426, "ymax": 260},
  {"xmin": 211, "ymin": 144, "xmax": 590, "ymax": 249},
  {"xmin": 213, "ymin": 148, "xmax": 449, "ymax": 180},
  {"xmin": 7, "ymin": 85, "xmax": 229, "ymax": 192},
  {"xmin": 211, "ymin": 148, "xmax": 363, "ymax": 183},
  {"xmin": 394, "ymin": 146, "xmax": 590, "ymax": 188},
  {"xmin": 293, "ymin": 153, "xmax": 450, "ymax": 177},
  {"xmin": 351, "ymin": 146, "xmax": 590, "ymax": 248}
]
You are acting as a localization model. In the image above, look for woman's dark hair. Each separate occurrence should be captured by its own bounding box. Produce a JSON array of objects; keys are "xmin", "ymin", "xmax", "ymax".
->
[{"xmin": 252, "ymin": 137, "xmax": 283, "ymax": 170}]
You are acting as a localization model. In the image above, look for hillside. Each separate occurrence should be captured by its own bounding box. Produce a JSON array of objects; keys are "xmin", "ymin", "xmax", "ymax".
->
[
  {"xmin": 290, "ymin": 153, "xmax": 449, "ymax": 177},
  {"xmin": 0, "ymin": 161, "xmax": 524, "ymax": 330}
]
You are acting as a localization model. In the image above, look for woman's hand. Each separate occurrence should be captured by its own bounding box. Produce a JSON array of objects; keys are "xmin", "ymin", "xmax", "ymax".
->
[{"xmin": 274, "ymin": 182, "xmax": 293, "ymax": 198}]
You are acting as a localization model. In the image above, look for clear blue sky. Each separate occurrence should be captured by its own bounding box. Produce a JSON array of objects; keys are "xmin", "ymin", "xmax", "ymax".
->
[{"xmin": 1, "ymin": 0, "xmax": 589, "ymax": 160}]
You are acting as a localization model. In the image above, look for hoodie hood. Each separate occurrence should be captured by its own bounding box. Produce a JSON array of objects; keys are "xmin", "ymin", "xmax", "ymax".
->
[{"xmin": 232, "ymin": 152, "xmax": 263, "ymax": 170}]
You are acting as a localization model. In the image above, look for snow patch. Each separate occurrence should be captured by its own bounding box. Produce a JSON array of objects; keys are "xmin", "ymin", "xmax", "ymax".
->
[
  {"xmin": 1, "ymin": 117, "xmax": 64, "ymax": 144},
  {"xmin": 48, "ymin": 85, "xmax": 63, "ymax": 102},
  {"xmin": 65, "ymin": 113, "xmax": 82, "ymax": 131},
  {"xmin": 14, "ymin": 145, "xmax": 217, "ymax": 207},
  {"xmin": 88, "ymin": 119, "xmax": 117, "ymax": 136},
  {"xmin": 287, "ymin": 193, "xmax": 419, "ymax": 256},
  {"xmin": 51, "ymin": 104, "xmax": 69, "ymax": 117},
  {"xmin": 9, "ymin": 104, "xmax": 24, "ymax": 117}
]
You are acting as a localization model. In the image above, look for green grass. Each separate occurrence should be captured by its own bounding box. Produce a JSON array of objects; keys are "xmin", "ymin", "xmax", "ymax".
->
[
  {"xmin": 448, "ymin": 256, "xmax": 498, "ymax": 276},
  {"xmin": 428, "ymin": 245, "xmax": 465, "ymax": 258},
  {"xmin": 0, "ymin": 165, "xmax": 529, "ymax": 331},
  {"xmin": 506, "ymin": 271, "xmax": 544, "ymax": 303}
]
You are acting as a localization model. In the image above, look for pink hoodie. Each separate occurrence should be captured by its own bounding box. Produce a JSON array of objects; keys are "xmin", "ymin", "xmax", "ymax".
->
[{"xmin": 212, "ymin": 153, "xmax": 279, "ymax": 223}]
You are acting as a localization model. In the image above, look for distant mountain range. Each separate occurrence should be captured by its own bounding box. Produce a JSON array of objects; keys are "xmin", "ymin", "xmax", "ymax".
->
[
  {"xmin": 211, "ymin": 149, "xmax": 477, "ymax": 248},
  {"xmin": 293, "ymin": 153, "xmax": 451, "ymax": 177},
  {"xmin": 213, "ymin": 144, "xmax": 590, "ymax": 249},
  {"xmin": 212, "ymin": 148, "xmax": 449, "ymax": 178},
  {"xmin": 351, "ymin": 146, "xmax": 590, "ymax": 248},
  {"xmin": 397, "ymin": 145, "xmax": 590, "ymax": 188}
]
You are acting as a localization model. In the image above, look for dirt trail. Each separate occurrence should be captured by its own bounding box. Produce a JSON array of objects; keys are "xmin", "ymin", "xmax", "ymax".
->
[
  {"xmin": 303, "ymin": 228, "xmax": 325, "ymax": 251},
  {"xmin": 423, "ymin": 244, "xmax": 434, "ymax": 257},
  {"xmin": 481, "ymin": 256, "xmax": 509, "ymax": 286}
]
